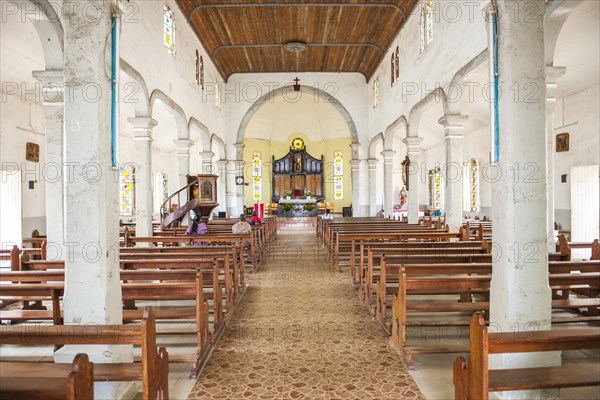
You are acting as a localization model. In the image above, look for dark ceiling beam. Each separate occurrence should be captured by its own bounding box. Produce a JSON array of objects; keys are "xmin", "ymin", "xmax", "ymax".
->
[
  {"xmin": 211, "ymin": 43, "xmax": 384, "ymax": 58},
  {"xmin": 187, "ymin": 2, "xmax": 406, "ymax": 21},
  {"xmin": 223, "ymin": 69, "xmax": 370, "ymax": 83}
]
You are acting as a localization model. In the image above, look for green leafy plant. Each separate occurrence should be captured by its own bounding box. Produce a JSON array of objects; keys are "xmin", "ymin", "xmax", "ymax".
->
[
  {"xmin": 303, "ymin": 204, "xmax": 314, "ymax": 212},
  {"xmin": 283, "ymin": 191, "xmax": 292, "ymax": 197},
  {"xmin": 281, "ymin": 203, "xmax": 292, "ymax": 212},
  {"xmin": 305, "ymin": 191, "xmax": 313, "ymax": 197}
]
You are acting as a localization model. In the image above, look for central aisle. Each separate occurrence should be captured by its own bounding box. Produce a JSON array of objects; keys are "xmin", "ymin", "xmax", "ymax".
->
[{"xmin": 188, "ymin": 229, "xmax": 424, "ymax": 399}]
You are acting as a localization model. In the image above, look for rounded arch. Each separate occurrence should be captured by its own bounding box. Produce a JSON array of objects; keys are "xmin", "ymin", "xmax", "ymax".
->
[
  {"xmin": 546, "ymin": 0, "xmax": 585, "ymax": 66},
  {"xmin": 446, "ymin": 50, "xmax": 488, "ymax": 115},
  {"xmin": 407, "ymin": 87, "xmax": 449, "ymax": 137},
  {"xmin": 384, "ymin": 115, "xmax": 408, "ymax": 150},
  {"xmin": 368, "ymin": 133, "xmax": 385, "ymax": 159},
  {"xmin": 120, "ymin": 60, "xmax": 150, "ymax": 118},
  {"xmin": 236, "ymin": 85, "xmax": 359, "ymax": 149},
  {"xmin": 210, "ymin": 133, "xmax": 226, "ymax": 160},
  {"xmin": 149, "ymin": 90, "xmax": 188, "ymax": 140},
  {"xmin": 6, "ymin": 0, "xmax": 64, "ymax": 69},
  {"xmin": 188, "ymin": 117, "xmax": 211, "ymax": 151}
]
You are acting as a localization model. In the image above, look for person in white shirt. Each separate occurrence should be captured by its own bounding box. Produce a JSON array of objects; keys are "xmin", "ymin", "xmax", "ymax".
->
[{"xmin": 321, "ymin": 209, "xmax": 334, "ymax": 220}]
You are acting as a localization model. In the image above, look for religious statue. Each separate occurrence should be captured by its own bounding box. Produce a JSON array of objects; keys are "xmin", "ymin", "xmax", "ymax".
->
[
  {"xmin": 192, "ymin": 184, "xmax": 200, "ymax": 198},
  {"xmin": 400, "ymin": 186, "xmax": 408, "ymax": 209}
]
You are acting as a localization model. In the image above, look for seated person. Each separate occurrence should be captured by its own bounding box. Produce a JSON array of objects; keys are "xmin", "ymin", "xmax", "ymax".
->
[
  {"xmin": 248, "ymin": 211, "xmax": 262, "ymax": 225},
  {"xmin": 232, "ymin": 214, "xmax": 252, "ymax": 235},
  {"xmin": 185, "ymin": 216, "xmax": 208, "ymax": 245},
  {"xmin": 321, "ymin": 208, "xmax": 334, "ymax": 220}
]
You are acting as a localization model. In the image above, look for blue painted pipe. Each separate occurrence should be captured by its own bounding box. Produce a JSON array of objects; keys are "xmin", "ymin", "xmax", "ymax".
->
[{"xmin": 111, "ymin": 17, "xmax": 118, "ymax": 167}]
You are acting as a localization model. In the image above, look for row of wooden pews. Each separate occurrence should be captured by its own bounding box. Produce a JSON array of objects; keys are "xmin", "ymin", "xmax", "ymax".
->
[
  {"xmin": 318, "ymin": 217, "xmax": 600, "ymax": 397},
  {"xmin": 1, "ymin": 308, "xmax": 168, "ymax": 399}
]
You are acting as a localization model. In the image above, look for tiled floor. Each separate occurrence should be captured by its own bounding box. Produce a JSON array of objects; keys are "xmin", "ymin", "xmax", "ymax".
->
[{"xmin": 187, "ymin": 230, "xmax": 424, "ymax": 399}]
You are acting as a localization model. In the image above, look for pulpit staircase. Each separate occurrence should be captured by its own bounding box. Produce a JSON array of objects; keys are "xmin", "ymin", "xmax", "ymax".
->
[{"xmin": 160, "ymin": 177, "xmax": 218, "ymax": 229}]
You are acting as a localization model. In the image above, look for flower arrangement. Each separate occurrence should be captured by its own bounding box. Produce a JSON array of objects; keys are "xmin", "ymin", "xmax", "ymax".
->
[
  {"xmin": 293, "ymin": 188, "xmax": 303, "ymax": 197},
  {"xmin": 305, "ymin": 191, "xmax": 313, "ymax": 197},
  {"xmin": 281, "ymin": 203, "xmax": 292, "ymax": 213},
  {"xmin": 283, "ymin": 191, "xmax": 292, "ymax": 197},
  {"xmin": 303, "ymin": 204, "xmax": 314, "ymax": 212}
]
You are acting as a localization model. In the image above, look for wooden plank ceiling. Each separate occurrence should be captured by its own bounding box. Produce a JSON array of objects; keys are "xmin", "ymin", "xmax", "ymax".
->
[{"xmin": 177, "ymin": 0, "xmax": 419, "ymax": 82}]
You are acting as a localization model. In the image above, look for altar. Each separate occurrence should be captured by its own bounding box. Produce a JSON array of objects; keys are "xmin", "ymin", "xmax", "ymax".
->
[{"xmin": 277, "ymin": 198, "xmax": 318, "ymax": 217}]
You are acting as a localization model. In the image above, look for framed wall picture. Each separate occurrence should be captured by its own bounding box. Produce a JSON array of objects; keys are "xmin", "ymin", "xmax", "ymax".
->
[
  {"xmin": 25, "ymin": 142, "xmax": 40, "ymax": 162},
  {"xmin": 556, "ymin": 133, "xmax": 569, "ymax": 152}
]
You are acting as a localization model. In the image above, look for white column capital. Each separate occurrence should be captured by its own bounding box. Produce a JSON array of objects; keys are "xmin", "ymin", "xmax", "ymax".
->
[
  {"xmin": 217, "ymin": 159, "xmax": 228, "ymax": 168},
  {"xmin": 438, "ymin": 114, "xmax": 469, "ymax": 130},
  {"xmin": 367, "ymin": 158, "xmax": 378, "ymax": 169},
  {"xmin": 381, "ymin": 150, "xmax": 396, "ymax": 164},
  {"xmin": 32, "ymin": 69, "xmax": 64, "ymax": 104},
  {"xmin": 173, "ymin": 139, "xmax": 193, "ymax": 154},
  {"xmin": 129, "ymin": 117, "xmax": 157, "ymax": 141},
  {"xmin": 546, "ymin": 65, "xmax": 567, "ymax": 105},
  {"xmin": 350, "ymin": 159, "xmax": 361, "ymax": 171},
  {"xmin": 200, "ymin": 151, "xmax": 215, "ymax": 160},
  {"xmin": 403, "ymin": 137, "xmax": 423, "ymax": 154}
]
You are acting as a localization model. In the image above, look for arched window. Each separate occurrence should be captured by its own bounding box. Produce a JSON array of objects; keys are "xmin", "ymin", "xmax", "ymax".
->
[
  {"xmin": 428, "ymin": 167, "xmax": 444, "ymax": 210},
  {"xmin": 420, "ymin": 0, "xmax": 433, "ymax": 53},
  {"xmin": 391, "ymin": 55, "xmax": 395, "ymax": 87},
  {"xmin": 333, "ymin": 150, "xmax": 343, "ymax": 200},
  {"xmin": 199, "ymin": 56, "xmax": 204, "ymax": 90},
  {"xmin": 463, "ymin": 159, "xmax": 480, "ymax": 212},
  {"xmin": 252, "ymin": 152, "xmax": 262, "ymax": 202},
  {"xmin": 195, "ymin": 50, "xmax": 199, "ymax": 85},
  {"xmin": 395, "ymin": 47, "xmax": 400, "ymax": 81},
  {"xmin": 215, "ymin": 81, "xmax": 221, "ymax": 109},
  {"xmin": 163, "ymin": 3, "xmax": 175, "ymax": 54},
  {"xmin": 373, "ymin": 79, "xmax": 380, "ymax": 108},
  {"xmin": 119, "ymin": 164, "xmax": 136, "ymax": 217},
  {"xmin": 152, "ymin": 172, "xmax": 169, "ymax": 214}
]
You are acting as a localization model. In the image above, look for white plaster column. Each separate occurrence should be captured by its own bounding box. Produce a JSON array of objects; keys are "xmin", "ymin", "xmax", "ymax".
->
[
  {"xmin": 32, "ymin": 69, "xmax": 65, "ymax": 260},
  {"xmin": 350, "ymin": 159, "xmax": 361, "ymax": 217},
  {"xmin": 368, "ymin": 159, "xmax": 379, "ymax": 216},
  {"xmin": 129, "ymin": 117, "xmax": 157, "ymax": 239},
  {"xmin": 358, "ymin": 159, "xmax": 370, "ymax": 217},
  {"xmin": 439, "ymin": 115, "xmax": 468, "ymax": 232},
  {"xmin": 403, "ymin": 138, "xmax": 423, "ymax": 224},
  {"xmin": 174, "ymin": 139, "xmax": 193, "ymax": 189},
  {"xmin": 200, "ymin": 151, "xmax": 215, "ymax": 175},
  {"xmin": 381, "ymin": 150, "xmax": 396, "ymax": 216},
  {"xmin": 58, "ymin": 2, "xmax": 131, "ymax": 397},
  {"xmin": 545, "ymin": 66, "xmax": 566, "ymax": 252},
  {"xmin": 490, "ymin": 2, "xmax": 556, "ymax": 396},
  {"xmin": 226, "ymin": 160, "xmax": 240, "ymax": 217},
  {"xmin": 216, "ymin": 160, "xmax": 228, "ymax": 213},
  {"xmin": 234, "ymin": 143, "xmax": 245, "ymax": 214}
]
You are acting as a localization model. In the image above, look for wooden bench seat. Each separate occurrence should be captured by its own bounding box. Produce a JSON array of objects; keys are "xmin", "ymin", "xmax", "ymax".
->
[
  {"xmin": 453, "ymin": 312, "xmax": 600, "ymax": 399},
  {"xmin": 0, "ymin": 308, "xmax": 168, "ymax": 400},
  {"xmin": 0, "ymin": 353, "xmax": 94, "ymax": 400}
]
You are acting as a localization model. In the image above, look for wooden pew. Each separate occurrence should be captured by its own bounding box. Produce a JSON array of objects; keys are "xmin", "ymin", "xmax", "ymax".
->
[
  {"xmin": 453, "ymin": 312, "xmax": 600, "ymax": 400},
  {"xmin": 0, "ymin": 308, "xmax": 169, "ymax": 400},
  {"xmin": 0, "ymin": 353, "xmax": 94, "ymax": 400},
  {"xmin": 388, "ymin": 265, "xmax": 600, "ymax": 369},
  {"xmin": 0, "ymin": 269, "xmax": 215, "ymax": 377},
  {"xmin": 557, "ymin": 234, "xmax": 600, "ymax": 261}
]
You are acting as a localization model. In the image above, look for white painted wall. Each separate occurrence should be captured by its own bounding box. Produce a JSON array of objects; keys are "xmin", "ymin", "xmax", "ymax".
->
[{"xmin": 553, "ymin": 84, "xmax": 600, "ymax": 229}]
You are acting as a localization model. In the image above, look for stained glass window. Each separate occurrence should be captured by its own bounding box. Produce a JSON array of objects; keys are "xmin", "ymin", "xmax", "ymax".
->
[
  {"xmin": 420, "ymin": 0, "xmax": 433, "ymax": 53},
  {"xmin": 391, "ymin": 55, "xmax": 395, "ymax": 87},
  {"xmin": 291, "ymin": 137, "xmax": 305, "ymax": 151},
  {"xmin": 195, "ymin": 50, "xmax": 199, "ymax": 85},
  {"xmin": 163, "ymin": 4, "xmax": 175, "ymax": 54},
  {"xmin": 252, "ymin": 152, "xmax": 262, "ymax": 202},
  {"xmin": 373, "ymin": 79, "xmax": 380, "ymax": 108},
  {"xmin": 152, "ymin": 172, "xmax": 169, "ymax": 214},
  {"xmin": 428, "ymin": 167, "xmax": 444, "ymax": 210},
  {"xmin": 119, "ymin": 164, "xmax": 136, "ymax": 217},
  {"xmin": 199, "ymin": 56, "xmax": 204, "ymax": 90},
  {"xmin": 333, "ymin": 150, "xmax": 343, "ymax": 200},
  {"xmin": 463, "ymin": 159, "xmax": 480, "ymax": 212},
  {"xmin": 395, "ymin": 47, "xmax": 400, "ymax": 81}
]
